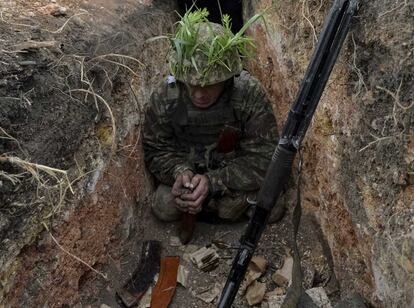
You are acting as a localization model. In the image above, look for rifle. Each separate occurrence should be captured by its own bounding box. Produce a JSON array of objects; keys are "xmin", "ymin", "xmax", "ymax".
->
[{"xmin": 218, "ymin": 0, "xmax": 359, "ymax": 307}]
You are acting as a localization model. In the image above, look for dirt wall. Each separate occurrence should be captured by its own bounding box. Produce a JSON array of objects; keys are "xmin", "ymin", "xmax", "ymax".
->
[
  {"xmin": 244, "ymin": 0, "xmax": 413, "ymax": 307},
  {"xmin": 1, "ymin": 0, "xmax": 413, "ymax": 307},
  {"xmin": 0, "ymin": 0, "xmax": 174, "ymax": 306}
]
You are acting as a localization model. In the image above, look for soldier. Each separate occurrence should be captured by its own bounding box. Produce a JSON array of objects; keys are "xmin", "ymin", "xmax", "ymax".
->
[{"xmin": 143, "ymin": 12, "xmax": 284, "ymax": 242}]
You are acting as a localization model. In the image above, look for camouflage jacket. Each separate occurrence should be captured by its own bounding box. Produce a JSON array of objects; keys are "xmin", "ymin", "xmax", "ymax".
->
[{"xmin": 143, "ymin": 71, "xmax": 278, "ymax": 196}]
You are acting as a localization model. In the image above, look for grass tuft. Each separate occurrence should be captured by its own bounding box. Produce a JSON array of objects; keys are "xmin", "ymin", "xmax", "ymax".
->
[{"xmin": 150, "ymin": 8, "xmax": 265, "ymax": 83}]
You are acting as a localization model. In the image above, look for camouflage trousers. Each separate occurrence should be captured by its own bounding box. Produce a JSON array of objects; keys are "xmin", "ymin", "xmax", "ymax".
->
[{"xmin": 151, "ymin": 184, "xmax": 255, "ymax": 222}]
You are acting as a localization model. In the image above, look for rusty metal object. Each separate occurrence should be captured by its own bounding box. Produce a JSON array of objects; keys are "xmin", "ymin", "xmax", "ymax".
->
[
  {"xmin": 150, "ymin": 256, "xmax": 180, "ymax": 308},
  {"xmin": 115, "ymin": 240, "xmax": 161, "ymax": 307}
]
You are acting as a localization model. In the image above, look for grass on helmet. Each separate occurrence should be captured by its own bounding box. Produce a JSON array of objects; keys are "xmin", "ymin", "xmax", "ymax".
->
[{"xmin": 149, "ymin": 8, "xmax": 265, "ymax": 82}]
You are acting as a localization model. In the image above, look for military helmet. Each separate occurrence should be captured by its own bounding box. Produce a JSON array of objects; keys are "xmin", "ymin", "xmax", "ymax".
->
[{"xmin": 169, "ymin": 19, "xmax": 243, "ymax": 86}]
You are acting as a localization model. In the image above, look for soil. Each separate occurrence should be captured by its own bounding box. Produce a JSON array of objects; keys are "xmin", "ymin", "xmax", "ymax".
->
[{"xmin": 1, "ymin": 0, "xmax": 413, "ymax": 307}]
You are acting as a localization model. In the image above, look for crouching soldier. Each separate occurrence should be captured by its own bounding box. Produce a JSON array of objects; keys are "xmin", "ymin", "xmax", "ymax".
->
[{"xmin": 143, "ymin": 10, "xmax": 284, "ymax": 243}]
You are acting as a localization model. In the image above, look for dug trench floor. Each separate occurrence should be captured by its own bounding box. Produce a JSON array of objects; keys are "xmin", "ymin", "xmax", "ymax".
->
[{"xmin": 98, "ymin": 194, "xmax": 339, "ymax": 308}]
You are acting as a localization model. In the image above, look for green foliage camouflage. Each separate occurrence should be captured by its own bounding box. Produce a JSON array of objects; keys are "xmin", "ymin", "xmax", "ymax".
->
[{"xmin": 167, "ymin": 9, "xmax": 264, "ymax": 86}]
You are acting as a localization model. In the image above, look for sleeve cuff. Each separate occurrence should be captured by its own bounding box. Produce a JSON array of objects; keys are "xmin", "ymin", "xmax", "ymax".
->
[
  {"xmin": 205, "ymin": 171, "xmax": 227, "ymax": 197},
  {"xmin": 172, "ymin": 164, "xmax": 194, "ymax": 179}
]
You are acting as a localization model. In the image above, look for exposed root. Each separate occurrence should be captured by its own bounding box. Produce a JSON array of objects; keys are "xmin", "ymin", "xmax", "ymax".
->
[
  {"xmin": 376, "ymin": 80, "xmax": 413, "ymax": 129},
  {"xmin": 378, "ymin": 0, "xmax": 408, "ymax": 18},
  {"xmin": 301, "ymin": 0, "xmax": 318, "ymax": 46},
  {"xmin": 90, "ymin": 53, "xmax": 145, "ymax": 68},
  {"xmin": 351, "ymin": 34, "xmax": 368, "ymax": 96},
  {"xmin": 0, "ymin": 127, "xmax": 25, "ymax": 154},
  {"xmin": 49, "ymin": 12, "xmax": 90, "ymax": 34},
  {"xmin": 0, "ymin": 155, "xmax": 74, "ymax": 216},
  {"xmin": 359, "ymin": 134, "xmax": 393, "ymax": 152},
  {"xmin": 42, "ymin": 222, "xmax": 108, "ymax": 280},
  {"xmin": 0, "ymin": 156, "xmax": 72, "ymax": 190},
  {"xmin": 0, "ymin": 170, "xmax": 25, "ymax": 185}
]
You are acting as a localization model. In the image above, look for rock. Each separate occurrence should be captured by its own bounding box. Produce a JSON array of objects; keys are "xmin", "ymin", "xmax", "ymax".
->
[
  {"xmin": 265, "ymin": 292, "xmax": 285, "ymax": 307},
  {"xmin": 265, "ymin": 287, "xmax": 285, "ymax": 297},
  {"xmin": 39, "ymin": 4, "xmax": 59, "ymax": 14},
  {"xmin": 57, "ymin": 6, "xmax": 67, "ymax": 16},
  {"xmin": 272, "ymin": 256, "xmax": 293, "ymax": 286},
  {"xmin": 177, "ymin": 265, "xmax": 189, "ymax": 288},
  {"xmin": 305, "ymin": 287, "xmax": 332, "ymax": 308},
  {"xmin": 195, "ymin": 282, "xmax": 221, "ymax": 303},
  {"xmin": 241, "ymin": 268, "xmax": 262, "ymax": 292},
  {"xmin": 271, "ymin": 273, "xmax": 288, "ymax": 287},
  {"xmin": 250, "ymin": 255, "xmax": 268, "ymax": 273},
  {"xmin": 241, "ymin": 255, "xmax": 268, "ymax": 292},
  {"xmin": 246, "ymin": 281, "xmax": 266, "ymax": 306},
  {"xmin": 39, "ymin": 3, "xmax": 67, "ymax": 16}
]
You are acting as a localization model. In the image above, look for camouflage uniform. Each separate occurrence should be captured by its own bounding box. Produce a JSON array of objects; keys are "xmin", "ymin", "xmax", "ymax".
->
[{"xmin": 143, "ymin": 71, "xmax": 279, "ymax": 221}]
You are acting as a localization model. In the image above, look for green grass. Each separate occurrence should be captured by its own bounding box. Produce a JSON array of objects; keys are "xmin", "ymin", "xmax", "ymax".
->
[{"xmin": 150, "ymin": 8, "xmax": 266, "ymax": 82}]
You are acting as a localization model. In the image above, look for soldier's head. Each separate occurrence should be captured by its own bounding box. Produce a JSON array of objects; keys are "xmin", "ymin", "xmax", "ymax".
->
[{"xmin": 168, "ymin": 9, "xmax": 254, "ymax": 108}]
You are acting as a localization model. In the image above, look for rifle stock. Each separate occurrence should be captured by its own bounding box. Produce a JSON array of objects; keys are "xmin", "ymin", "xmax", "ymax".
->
[{"xmin": 218, "ymin": 0, "xmax": 358, "ymax": 307}]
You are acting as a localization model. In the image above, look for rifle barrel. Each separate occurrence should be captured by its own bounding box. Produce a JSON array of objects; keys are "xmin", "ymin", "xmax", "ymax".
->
[{"xmin": 217, "ymin": 0, "xmax": 358, "ymax": 307}]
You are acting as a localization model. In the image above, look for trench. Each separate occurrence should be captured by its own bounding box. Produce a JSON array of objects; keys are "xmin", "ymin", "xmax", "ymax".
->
[{"xmin": 1, "ymin": 0, "xmax": 413, "ymax": 307}]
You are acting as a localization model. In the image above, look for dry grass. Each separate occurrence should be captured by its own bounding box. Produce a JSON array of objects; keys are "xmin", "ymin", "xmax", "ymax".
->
[
  {"xmin": 42, "ymin": 222, "xmax": 108, "ymax": 280},
  {"xmin": 0, "ymin": 155, "xmax": 74, "ymax": 216},
  {"xmin": 376, "ymin": 80, "xmax": 414, "ymax": 129},
  {"xmin": 0, "ymin": 9, "xmax": 90, "ymax": 33}
]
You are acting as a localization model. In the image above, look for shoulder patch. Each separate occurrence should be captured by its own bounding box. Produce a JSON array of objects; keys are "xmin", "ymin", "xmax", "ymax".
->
[
  {"xmin": 166, "ymin": 75, "xmax": 176, "ymax": 85},
  {"xmin": 164, "ymin": 75, "xmax": 180, "ymax": 101}
]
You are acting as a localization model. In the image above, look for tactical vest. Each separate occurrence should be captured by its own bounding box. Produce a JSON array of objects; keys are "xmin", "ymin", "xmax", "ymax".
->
[{"xmin": 165, "ymin": 77, "xmax": 243, "ymax": 172}]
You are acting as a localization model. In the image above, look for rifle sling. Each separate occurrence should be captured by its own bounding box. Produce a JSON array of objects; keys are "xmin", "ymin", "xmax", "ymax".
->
[{"xmin": 282, "ymin": 151, "xmax": 318, "ymax": 308}]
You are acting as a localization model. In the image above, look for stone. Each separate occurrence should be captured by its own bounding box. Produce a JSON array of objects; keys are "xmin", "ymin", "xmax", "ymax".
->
[
  {"xmin": 272, "ymin": 273, "xmax": 288, "ymax": 287},
  {"xmin": 272, "ymin": 256, "xmax": 293, "ymax": 287},
  {"xmin": 195, "ymin": 282, "xmax": 221, "ymax": 303},
  {"xmin": 177, "ymin": 265, "xmax": 189, "ymax": 288},
  {"xmin": 265, "ymin": 287, "xmax": 285, "ymax": 297},
  {"xmin": 305, "ymin": 287, "xmax": 332, "ymax": 308},
  {"xmin": 246, "ymin": 281, "xmax": 266, "ymax": 306},
  {"xmin": 250, "ymin": 255, "xmax": 268, "ymax": 273}
]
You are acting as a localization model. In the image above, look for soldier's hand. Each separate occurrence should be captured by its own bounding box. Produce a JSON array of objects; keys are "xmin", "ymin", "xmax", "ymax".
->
[
  {"xmin": 178, "ymin": 174, "xmax": 209, "ymax": 214},
  {"xmin": 172, "ymin": 170, "xmax": 194, "ymax": 198}
]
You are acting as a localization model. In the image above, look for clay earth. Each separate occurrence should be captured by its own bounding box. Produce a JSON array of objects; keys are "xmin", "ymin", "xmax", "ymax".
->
[{"xmin": 0, "ymin": 0, "xmax": 413, "ymax": 307}]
